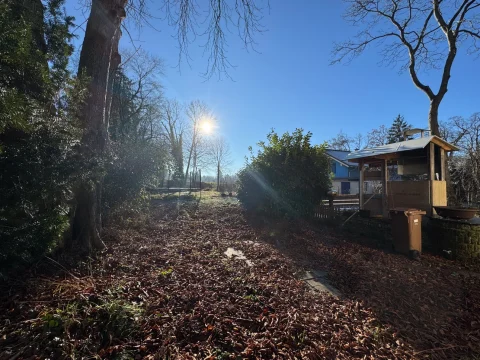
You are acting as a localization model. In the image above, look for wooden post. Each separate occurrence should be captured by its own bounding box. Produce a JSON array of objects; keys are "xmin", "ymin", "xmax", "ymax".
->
[
  {"xmin": 381, "ymin": 159, "xmax": 388, "ymax": 218},
  {"xmin": 429, "ymin": 142, "xmax": 435, "ymax": 215},
  {"xmin": 440, "ymin": 148, "xmax": 446, "ymax": 181},
  {"xmin": 328, "ymin": 195, "xmax": 334, "ymax": 209},
  {"xmin": 429, "ymin": 142, "xmax": 435, "ymax": 181},
  {"xmin": 359, "ymin": 160, "xmax": 364, "ymax": 209}
]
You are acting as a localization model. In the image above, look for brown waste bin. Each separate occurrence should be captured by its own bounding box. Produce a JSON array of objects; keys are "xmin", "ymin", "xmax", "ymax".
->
[{"xmin": 389, "ymin": 208, "xmax": 426, "ymax": 257}]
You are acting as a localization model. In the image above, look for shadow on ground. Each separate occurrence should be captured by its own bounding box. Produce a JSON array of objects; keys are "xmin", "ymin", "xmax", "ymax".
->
[
  {"xmin": 247, "ymin": 214, "xmax": 480, "ymax": 359},
  {"xmin": 2, "ymin": 195, "xmax": 479, "ymax": 359}
]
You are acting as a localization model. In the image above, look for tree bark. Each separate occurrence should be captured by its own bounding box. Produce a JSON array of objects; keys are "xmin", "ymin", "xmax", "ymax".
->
[
  {"xmin": 428, "ymin": 98, "xmax": 441, "ymax": 136},
  {"xmin": 217, "ymin": 163, "xmax": 220, "ymax": 191},
  {"xmin": 184, "ymin": 130, "xmax": 196, "ymax": 184},
  {"xmin": 69, "ymin": 0, "xmax": 126, "ymax": 252}
]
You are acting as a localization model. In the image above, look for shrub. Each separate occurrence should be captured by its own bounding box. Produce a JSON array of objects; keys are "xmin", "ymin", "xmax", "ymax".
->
[
  {"xmin": 237, "ymin": 129, "xmax": 331, "ymax": 218},
  {"xmin": 0, "ymin": 0, "xmax": 77, "ymax": 276},
  {"xmin": 102, "ymin": 140, "xmax": 168, "ymax": 221},
  {"xmin": 0, "ymin": 121, "xmax": 81, "ymax": 274}
]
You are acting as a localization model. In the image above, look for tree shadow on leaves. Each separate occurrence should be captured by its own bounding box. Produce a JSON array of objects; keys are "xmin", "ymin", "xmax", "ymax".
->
[{"xmin": 247, "ymin": 213, "xmax": 480, "ymax": 359}]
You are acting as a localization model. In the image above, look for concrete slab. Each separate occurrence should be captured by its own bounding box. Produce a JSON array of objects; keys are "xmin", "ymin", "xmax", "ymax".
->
[{"xmin": 298, "ymin": 270, "xmax": 341, "ymax": 298}]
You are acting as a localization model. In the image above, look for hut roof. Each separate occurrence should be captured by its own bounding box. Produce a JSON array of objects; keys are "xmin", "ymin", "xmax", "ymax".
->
[{"xmin": 346, "ymin": 135, "xmax": 458, "ymax": 162}]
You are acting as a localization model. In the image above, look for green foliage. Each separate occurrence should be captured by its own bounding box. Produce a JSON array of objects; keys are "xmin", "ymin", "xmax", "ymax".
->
[
  {"xmin": 103, "ymin": 139, "xmax": 168, "ymax": 219},
  {"xmin": 387, "ymin": 114, "xmax": 411, "ymax": 144},
  {"xmin": 0, "ymin": 98, "xmax": 85, "ymax": 273},
  {"xmin": 44, "ymin": 0, "xmax": 75, "ymax": 92},
  {"xmin": 96, "ymin": 299, "xmax": 143, "ymax": 338},
  {"xmin": 237, "ymin": 129, "xmax": 331, "ymax": 218},
  {"xmin": 0, "ymin": 1, "xmax": 46, "ymax": 134},
  {"xmin": 0, "ymin": 0, "xmax": 79, "ymax": 275},
  {"xmin": 158, "ymin": 268, "xmax": 174, "ymax": 277}
]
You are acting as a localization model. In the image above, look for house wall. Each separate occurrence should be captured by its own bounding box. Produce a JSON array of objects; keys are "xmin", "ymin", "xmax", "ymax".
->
[
  {"xmin": 349, "ymin": 167, "xmax": 359, "ymax": 179},
  {"xmin": 332, "ymin": 180, "xmax": 360, "ymax": 195},
  {"xmin": 330, "ymin": 158, "xmax": 359, "ymax": 195},
  {"xmin": 350, "ymin": 181, "xmax": 359, "ymax": 195},
  {"xmin": 331, "ymin": 160, "xmax": 350, "ymax": 178}
]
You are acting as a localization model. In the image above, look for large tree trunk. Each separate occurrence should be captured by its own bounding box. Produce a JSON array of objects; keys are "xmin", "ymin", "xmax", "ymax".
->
[
  {"xmin": 428, "ymin": 98, "xmax": 441, "ymax": 137},
  {"xmin": 68, "ymin": 0, "xmax": 126, "ymax": 252}
]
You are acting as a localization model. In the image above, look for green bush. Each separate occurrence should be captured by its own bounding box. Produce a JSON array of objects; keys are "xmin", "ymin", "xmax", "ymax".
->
[
  {"xmin": 0, "ymin": 122, "xmax": 81, "ymax": 274},
  {"xmin": 0, "ymin": 0, "xmax": 77, "ymax": 275},
  {"xmin": 237, "ymin": 129, "xmax": 331, "ymax": 218},
  {"xmin": 102, "ymin": 140, "xmax": 168, "ymax": 221}
]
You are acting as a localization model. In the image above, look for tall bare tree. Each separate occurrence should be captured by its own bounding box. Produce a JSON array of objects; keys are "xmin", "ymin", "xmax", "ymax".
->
[
  {"xmin": 352, "ymin": 133, "xmax": 367, "ymax": 150},
  {"xmin": 161, "ymin": 99, "xmax": 184, "ymax": 180},
  {"xmin": 208, "ymin": 136, "xmax": 232, "ymax": 191},
  {"xmin": 72, "ymin": 0, "xmax": 267, "ymax": 252},
  {"xmin": 332, "ymin": 0, "xmax": 480, "ymax": 135},
  {"xmin": 110, "ymin": 49, "xmax": 164, "ymax": 142},
  {"xmin": 328, "ymin": 130, "xmax": 353, "ymax": 151},
  {"xmin": 445, "ymin": 113, "xmax": 480, "ymax": 204},
  {"xmin": 184, "ymin": 100, "xmax": 212, "ymax": 181},
  {"xmin": 366, "ymin": 125, "xmax": 389, "ymax": 147}
]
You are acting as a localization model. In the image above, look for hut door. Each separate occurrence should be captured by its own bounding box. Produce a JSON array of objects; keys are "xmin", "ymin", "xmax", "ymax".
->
[{"xmin": 341, "ymin": 182, "xmax": 350, "ymax": 195}]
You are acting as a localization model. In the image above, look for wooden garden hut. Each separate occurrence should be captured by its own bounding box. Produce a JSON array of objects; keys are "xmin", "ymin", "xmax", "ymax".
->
[{"xmin": 346, "ymin": 135, "xmax": 458, "ymax": 217}]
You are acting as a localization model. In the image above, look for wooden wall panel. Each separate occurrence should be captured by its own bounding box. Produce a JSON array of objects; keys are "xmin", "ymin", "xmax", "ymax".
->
[
  {"xmin": 387, "ymin": 181, "xmax": 430, "ymax": 211},
  {"xmin": 364, "ymin": 197, "xmax": 383, "ymax": 216},
  {"xmin": 432, "ymin": 181, "xmax": 447, "ymax": 206}
]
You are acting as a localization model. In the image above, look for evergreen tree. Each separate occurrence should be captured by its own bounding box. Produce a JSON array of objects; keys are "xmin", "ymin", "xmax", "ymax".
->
[
  {"xmin": 387, "ymin": 115, "xmax": 411, "ymax": 144},
  {"xmin": 0, "ymin": 0, "xmax": 79, "ymax": 274}
]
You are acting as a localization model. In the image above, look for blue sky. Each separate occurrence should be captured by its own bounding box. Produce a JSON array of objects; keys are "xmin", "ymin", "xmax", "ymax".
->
[{"xmin": 66, "ymin": 1, "xmax": 479, "ymax": 173}]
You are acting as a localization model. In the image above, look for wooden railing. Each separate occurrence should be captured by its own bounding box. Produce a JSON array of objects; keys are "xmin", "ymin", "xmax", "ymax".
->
[
  {"xmin": 314, "ymin": 205, "xmax": 345, "ymax": 220},
  {"xmin": 320, "ymin": 198, "xmax": 359, "ymax": 209},
  {"xmin": 314, "ymin": 200, "xmax": 359, "ymax": 220}
]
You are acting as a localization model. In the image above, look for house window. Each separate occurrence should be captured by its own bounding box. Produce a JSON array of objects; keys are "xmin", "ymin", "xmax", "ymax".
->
[{"xmin": 331, "ymin": 162, "xmax": 336, "ymax": 173}]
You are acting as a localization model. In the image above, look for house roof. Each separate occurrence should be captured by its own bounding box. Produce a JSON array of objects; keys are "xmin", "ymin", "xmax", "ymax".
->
[
  {"xmin": 346, "ymin": 135, "xmax": 458, "ymax": 162},
  {"xmin": 325, "ymin": 149, "xmax": 358, "ymax": 167}
]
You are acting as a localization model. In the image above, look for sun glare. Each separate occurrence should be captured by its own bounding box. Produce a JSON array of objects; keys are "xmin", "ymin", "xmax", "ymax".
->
[{"xmin": 200, "ymin": 120, "xmax": 213, "ymax": 134}]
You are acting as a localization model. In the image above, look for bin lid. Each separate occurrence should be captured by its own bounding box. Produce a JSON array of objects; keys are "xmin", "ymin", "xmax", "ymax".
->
[{"xmin": 389, "ymin": 208, "xmax": 426, "ymax": 216}]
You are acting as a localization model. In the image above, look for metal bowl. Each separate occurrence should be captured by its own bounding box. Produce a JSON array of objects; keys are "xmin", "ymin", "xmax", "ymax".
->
[{"xmin": 434, "ymin": 206, "xmax": 479, "ymax": 220}]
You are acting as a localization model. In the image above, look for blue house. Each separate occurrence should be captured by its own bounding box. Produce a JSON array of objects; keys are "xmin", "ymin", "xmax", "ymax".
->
[{"xmin": 325, "ymin": 149, "xmax": 360, "ymax": 195}]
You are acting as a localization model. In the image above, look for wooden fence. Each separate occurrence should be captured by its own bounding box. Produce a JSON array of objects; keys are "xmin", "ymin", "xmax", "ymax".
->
[
  {"xmin": 314, "ymin": 205, "xmax": 343, "ymax": 220},
  {"xmin": 314, "ymin": 196, "xmax": 359, "ymax": 220}
]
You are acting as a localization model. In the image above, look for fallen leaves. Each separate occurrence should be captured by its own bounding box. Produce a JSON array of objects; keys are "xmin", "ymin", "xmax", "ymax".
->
[{"xmin": 0, "ymin": 197, "xmax": 478, "ymax": 359}]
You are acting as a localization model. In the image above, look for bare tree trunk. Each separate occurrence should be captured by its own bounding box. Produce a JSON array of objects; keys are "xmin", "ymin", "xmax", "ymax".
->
[
  {"xmin": 69, "ymin": 0, "xmax": 126, "ymax": 252},
  {"xmin": 429, "ymin": 99, "xmax": 440, "ymax": 137},
  {"xmin": 185, "ymin": 134, "xmax": 196, "ymax": 185},
  {"xmin": 217, "ymin": 163, "xmax": 220, "ymax": 192}
]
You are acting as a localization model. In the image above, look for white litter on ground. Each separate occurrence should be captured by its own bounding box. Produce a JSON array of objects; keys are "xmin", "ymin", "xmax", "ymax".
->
[{"xmin": 224, "ymin": 247, "xmax": 253, "ymax": 266}]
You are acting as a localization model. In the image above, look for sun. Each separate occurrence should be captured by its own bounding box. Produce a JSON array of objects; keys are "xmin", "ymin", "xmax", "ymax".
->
[{"xmin": 200, "ymin": 120, "xmax": 213, "ymax": 134}]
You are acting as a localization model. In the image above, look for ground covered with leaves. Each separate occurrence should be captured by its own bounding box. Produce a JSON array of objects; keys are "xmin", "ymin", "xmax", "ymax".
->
[{"xmin": 1, "ymin": 193, "xmax": 479, "ymax": 359}]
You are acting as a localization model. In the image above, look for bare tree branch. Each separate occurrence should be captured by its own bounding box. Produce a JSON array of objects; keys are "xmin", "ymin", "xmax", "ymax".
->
[
  {"xmin": 332, "ymin": 0, "xmax": 480, "ymax": 135},
  {"xmin": 78, "ymin": 0, "xmax": 269, "ymax": 79},
  {"xmin": 162, "ymin": 0, "xmax": 269, "ymax": 79}
]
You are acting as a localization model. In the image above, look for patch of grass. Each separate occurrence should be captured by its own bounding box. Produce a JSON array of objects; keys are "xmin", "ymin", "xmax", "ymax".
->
[
  {"xmin": 158, "ymin": 268, "xmax": 173, "ymax": 277},
  {"xmin": 37, "ymin": 298, "xmax": 143, "ymax": 341},
  {"xmin": 41, "ymin": 312, "xmax": 65, "ymax": 333},
  {"xmin": 39, "ymin": 301, "xmax": 82, "ymax": 336},
  {"xmin": 243, "ymin": 294, "xmax": 258, "ymax": 302},
  {"xmin": 96, "ymin": 299, "xmax": 143, "ymax": 338},
  {"xmin": 214, "ymin": 348, "xmax": 231, "ymax": 359}
]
